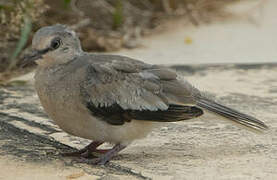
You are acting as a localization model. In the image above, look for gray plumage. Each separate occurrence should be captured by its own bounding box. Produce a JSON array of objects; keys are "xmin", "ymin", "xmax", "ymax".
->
[{"xmin": 25, "ymin": 24, "xmax": 268, "ymax": 165}]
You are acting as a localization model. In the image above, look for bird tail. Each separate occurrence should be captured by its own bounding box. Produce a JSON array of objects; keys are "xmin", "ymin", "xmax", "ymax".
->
[{"xmin": 196, "ymin": 96, "xmax": 268, "ymax": 132}]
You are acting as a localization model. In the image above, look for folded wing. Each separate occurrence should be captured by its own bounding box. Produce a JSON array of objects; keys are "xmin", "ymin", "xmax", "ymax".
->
[{"xmin": 80, "ymin": 55, "xmax": 202, "ymax": 125}]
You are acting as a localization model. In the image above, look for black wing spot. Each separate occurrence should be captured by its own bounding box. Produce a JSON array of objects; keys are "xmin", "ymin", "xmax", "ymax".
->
[
  {"xmin": 86, "ymin": 103, "xmax": 127, "ymax": 125},
  {"xmin": 86, "ymin": 102, "xmax": 203, "ymax": 126}
]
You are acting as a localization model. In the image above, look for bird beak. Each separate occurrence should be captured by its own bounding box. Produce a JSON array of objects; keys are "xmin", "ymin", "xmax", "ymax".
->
[{"xmin": 21, "ymin": 48, "xmax": 50, "ymax": 67}]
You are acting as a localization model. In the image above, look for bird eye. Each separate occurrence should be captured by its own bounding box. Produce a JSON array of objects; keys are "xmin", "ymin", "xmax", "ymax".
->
[{"xmin": 50, "ymin": 38, "xmax": 62, "ymax": 50}]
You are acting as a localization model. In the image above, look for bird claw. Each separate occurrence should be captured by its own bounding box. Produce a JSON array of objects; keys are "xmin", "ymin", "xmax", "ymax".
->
[
  {"xmin": 61, "ymin": 141, "xmax": 104, "ymax": 158},
  {"xmin": 63, "ymin": 143, "xmax": 126, "ymax": 165}
]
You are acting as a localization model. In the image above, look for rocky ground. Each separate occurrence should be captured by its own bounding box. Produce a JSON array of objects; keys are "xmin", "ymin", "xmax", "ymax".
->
[{"xmin": 0, "ymin": 63, "xmax": 276, "ymax": 180}]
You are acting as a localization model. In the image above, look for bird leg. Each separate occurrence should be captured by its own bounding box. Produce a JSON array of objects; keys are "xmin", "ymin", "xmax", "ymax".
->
[
  {"xmin": 79, "ymin": 143, "xmax": 126, "ymax": 165},
  {"xmin": 61, "ymin": 141, "xmax": 103, "ymax": 158}
]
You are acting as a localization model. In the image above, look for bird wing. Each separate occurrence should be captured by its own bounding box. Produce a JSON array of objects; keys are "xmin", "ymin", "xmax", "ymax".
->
[{"xmin": 80, "ymin": 55, "xmax": 203, "ymax": 125}]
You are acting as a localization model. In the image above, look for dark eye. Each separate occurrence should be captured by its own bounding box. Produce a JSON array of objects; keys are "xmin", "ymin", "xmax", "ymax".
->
[{"xmin": 50, "ymin": 38, "xmax": 62, "ymax": 50}]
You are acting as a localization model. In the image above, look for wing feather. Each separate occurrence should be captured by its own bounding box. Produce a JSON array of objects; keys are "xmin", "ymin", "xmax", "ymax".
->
[{"xmin": 80, "ymin": 55, "xmax": 201, "ymax": 125}]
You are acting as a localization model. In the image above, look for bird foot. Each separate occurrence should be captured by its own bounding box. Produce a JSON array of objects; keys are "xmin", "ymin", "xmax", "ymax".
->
[
  {"xmin": 61, "ymin": 141, "xmax": 103, "ymax": 158},
  {"xmin": 74, "ymin": 144, "xmax": 126, "ymax": 165}
]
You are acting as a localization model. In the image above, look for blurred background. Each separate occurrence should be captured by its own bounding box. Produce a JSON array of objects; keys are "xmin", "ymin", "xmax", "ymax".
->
[{"xmin": 0, "ymin": 0, "xmax": 275, "ymax": 81}]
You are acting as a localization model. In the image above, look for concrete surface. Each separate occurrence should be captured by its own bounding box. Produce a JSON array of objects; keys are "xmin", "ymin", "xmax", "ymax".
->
[
  {"xmin": 0, "ymin": 63, "xmax": 277, "ymax": 180},
  {"xmin": 115, "ymin": 0, "xmax": 277, "ymax": 65}
]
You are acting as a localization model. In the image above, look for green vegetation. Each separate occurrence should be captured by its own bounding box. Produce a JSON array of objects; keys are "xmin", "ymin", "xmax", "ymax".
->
[
  {"xmin": 113, "ymin": 0, "xmax": 124, "ymax": 30},
  {"xmin": 8, "ymin": 16, "xmax": 32, "ymax": 70},
  {"xmin": 0, "ymin": 0, "xmax": 47, "ymax": 72}
]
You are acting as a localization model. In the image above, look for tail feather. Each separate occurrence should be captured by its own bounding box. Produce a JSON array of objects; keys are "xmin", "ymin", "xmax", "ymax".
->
[{"xmin": 196, "ymin": 97, "xmax": 268, "ymax": 131}]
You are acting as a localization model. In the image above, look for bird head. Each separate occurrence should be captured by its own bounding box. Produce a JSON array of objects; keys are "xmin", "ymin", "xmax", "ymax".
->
[{"xmin": 23, "ymin": 24, "xmax": 82, "ymax": 67}]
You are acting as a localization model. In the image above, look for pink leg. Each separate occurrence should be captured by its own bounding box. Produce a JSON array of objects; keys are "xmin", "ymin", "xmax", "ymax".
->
[
  {"xmin": 61, "ymin": 141, "xmax": 103, "ymax": 158},
  {"xmin": 79, "ymin": 143, "xmax": 126, "ymax": 165}
]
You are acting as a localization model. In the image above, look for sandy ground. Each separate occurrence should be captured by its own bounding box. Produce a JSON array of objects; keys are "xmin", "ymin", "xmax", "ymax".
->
[
  {"xmin": 0, "ymin": 156, "xmax": 101, "ymax": 180},
  {"xmin": 1, "ymin": 64, "xmax": 277, "ymax": 180},
  {"xmin": 115, "ymin": 0, "xmax": 277, "ymax": 65}
]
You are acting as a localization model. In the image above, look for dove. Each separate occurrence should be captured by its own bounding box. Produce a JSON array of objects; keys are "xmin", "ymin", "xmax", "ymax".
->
[{"xmin": 23, "ymin": 24, "xmax": 268, "ymax": 165}]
